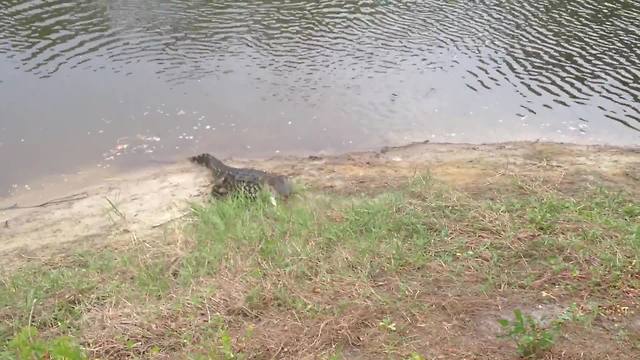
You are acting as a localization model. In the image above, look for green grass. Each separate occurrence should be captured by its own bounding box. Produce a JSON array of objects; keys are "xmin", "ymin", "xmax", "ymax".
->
[
  {"xmin": 499, "ymin": 309, "xmax": 557, "ymax": 358},
  {"xmin": 0, "ymin": 178, "xmax": 638, "ymax": 358},
  {"xmin": 2, "ymin": 326, "xmax": 86, "ymax": 360}
]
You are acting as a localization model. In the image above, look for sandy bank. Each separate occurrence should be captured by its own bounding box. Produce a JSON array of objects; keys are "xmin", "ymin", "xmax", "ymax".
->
[{"xmin": 1, "ymin": 141, "xmax": 638, "ymax": 265}]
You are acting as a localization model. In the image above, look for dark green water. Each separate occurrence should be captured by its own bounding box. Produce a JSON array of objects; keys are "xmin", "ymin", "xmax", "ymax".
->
[{"xmin": 1, "ymin": 0, "xmax": 639, "ymax": 194}]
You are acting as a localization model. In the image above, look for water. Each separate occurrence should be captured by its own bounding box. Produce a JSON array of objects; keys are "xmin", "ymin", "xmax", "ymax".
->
[{"xmin": 1, "ymin": 0, "xmax": 639, "ymax": 194}]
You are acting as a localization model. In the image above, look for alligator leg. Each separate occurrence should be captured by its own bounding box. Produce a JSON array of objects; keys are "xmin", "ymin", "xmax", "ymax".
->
[
  {"xmin": 208, "ymin": 175, "xmax": 227, "ymax": 197},
  {"xmin": 209, "ymin": 175, "xmax": 258, "ymax": 198}
]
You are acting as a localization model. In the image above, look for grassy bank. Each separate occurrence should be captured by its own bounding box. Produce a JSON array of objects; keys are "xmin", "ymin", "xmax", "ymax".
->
[{"xmin": 1, "ymin": 174, "xmax": 639, "ymax": 359}]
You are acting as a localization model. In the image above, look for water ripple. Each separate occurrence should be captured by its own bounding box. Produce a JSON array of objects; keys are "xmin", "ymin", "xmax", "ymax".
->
[{"xmin": 1, "ymin": 0, "xmax": 639, "ymax": 131}]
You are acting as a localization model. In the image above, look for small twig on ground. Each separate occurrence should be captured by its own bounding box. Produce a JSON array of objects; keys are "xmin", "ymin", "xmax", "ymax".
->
[
  {"xmin": 27, "ymin": 297, "xmax": 37, "ymax": 336},
  {"xmin": 0, "ymin": 204, "xmax": 18, "ymax": 211},
  {"xmin": 0, "ymin": 192, "xmax": 89, "ymax": 211},
  {"xmin": 105, "ymin": 197, "xmax": 126, "ymax": 221},
  {"xmin": 270, "ymin": 344, "xmax": 284, "ymax": 360},
  {"xmin": 151, "ymin": 212, "xmax": 190, "ymax": 228},
  {"xmin": 311, "ymin": 319, "xmax": 331, "ymax": 347},
  {"xmin": 20, "ymin": 254, "xmax": 47, "ymax": 261}
]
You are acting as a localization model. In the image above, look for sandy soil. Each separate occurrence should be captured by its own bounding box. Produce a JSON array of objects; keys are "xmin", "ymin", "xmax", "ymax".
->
[{"xmin": 1, "ymin": 141, "xmax": 638, "ymax": 265}]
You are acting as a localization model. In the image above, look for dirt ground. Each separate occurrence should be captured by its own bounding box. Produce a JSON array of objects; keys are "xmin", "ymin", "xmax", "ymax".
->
[{"xmin": 1, "ymin": 141, "xmax": 638, "ymax": 266}]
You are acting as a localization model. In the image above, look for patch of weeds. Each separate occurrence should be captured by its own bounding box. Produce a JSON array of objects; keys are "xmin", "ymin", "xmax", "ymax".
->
[
  {"xmin": 335, "ymin": 193, "xmax": 438, "ymax": 272},
  {"xmin": 404, "ymin": 353, "xmax": 427, "ymax": 360},
  {"xmin": 574, "ymin": 189, "xmax": 639, "ymax": 232},
  {"xmin": 378, "ymin": 317, "xmax": 397, "ymax": 332},
  {"xmin": 340, "ymin": 194, "xmax": 403, "ymax": 244},
  {"xmin": 243, "ymin": 286, "xmax": 266, "ymax": 313},
  {"xmin": 525, "ymin": 197, "xmax": 572, "ymax": 233},
  {"xmin": 217, "ymin": 330, "xmax": 241, "ymax": 360},
  {"xmin": 272, "ymin": 286, "xmax": 319, "ymax": 314},
  {"xmin": 631, "ymin": 224, "xmax": 640, "ymax": 248},
  {"xmin": 622, "ymin": 203, "xmax": 640, "ymax": 219},
  {"xmin": 498, "ymin": 309, "xmax": 557, "ymax": 358},
  {"xmin": 555, "ymin": 303, "xmax": 598, "ymax": 326},
  {"xmin": 325, "ymin": 350, "xmax": 342, "ymax": 360},
  {"xmin": 182, "ymin": 195, "xmax": 258, "ymax": 279},
  {"xmin": 189, "ymin": 328, "xmax": 246, "ymax": 360},
  {"xmin": 0, "ymin": 266, "xmax": 98, "ymax": 334},
  {"xmin": 4, "ymin": 326, "xmax": 86, "ymax": 360},
  {"xmin": 499, "ymin": 304, "xmax": 594, "ymax": 358},
  {"xmin": 183, "ymin": 191, "xmax": 317, "ymax": 279},
  {"xmin": 135, "ymin": 260, "xmax": 172, "ymax": 298}
]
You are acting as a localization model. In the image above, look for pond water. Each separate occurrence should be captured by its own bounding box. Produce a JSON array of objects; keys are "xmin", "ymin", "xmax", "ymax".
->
[{"xmin": 1, "ymin": 0, "xmax": 639, "ymax": 195}]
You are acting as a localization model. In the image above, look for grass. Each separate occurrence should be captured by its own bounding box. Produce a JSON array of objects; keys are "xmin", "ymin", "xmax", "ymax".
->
[
  {"xmin": 499, "ymin": 309, "xmax": 557, "ymax": 358},
  {"xmin": 0, "ymin": 175, "xmax": 639, "ymax": 358}
]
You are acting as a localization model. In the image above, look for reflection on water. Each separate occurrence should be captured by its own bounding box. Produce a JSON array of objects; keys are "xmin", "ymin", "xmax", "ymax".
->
[{"xmin": 1, "ymin": 0, "xmax": 639, "ymax": 194}]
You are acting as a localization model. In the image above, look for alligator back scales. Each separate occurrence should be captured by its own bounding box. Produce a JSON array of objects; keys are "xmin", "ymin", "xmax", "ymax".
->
[{"xmin": 190, "ymin": 153, "xmax": 292, "ymax": 198}]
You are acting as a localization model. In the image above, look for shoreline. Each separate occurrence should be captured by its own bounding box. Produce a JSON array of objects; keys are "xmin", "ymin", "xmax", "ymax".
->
[
  {"xmin": 3, "ymin": 137, "xmax": 639, "ymax": 201},
  {"xmin": 1, "ymin": 140, "xmax": 639, "ymax": 263}
]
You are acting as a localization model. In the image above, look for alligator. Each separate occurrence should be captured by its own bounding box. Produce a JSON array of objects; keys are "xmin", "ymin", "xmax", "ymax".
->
[{"xmin": 190, "ymin": 153, "xmax": 292, "ymax": 198}]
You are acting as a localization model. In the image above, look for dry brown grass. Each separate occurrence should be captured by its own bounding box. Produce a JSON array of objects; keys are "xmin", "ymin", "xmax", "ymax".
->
[{"xmin": 1, "ymin": 163, "xmax": 639, "ymax": 359}]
